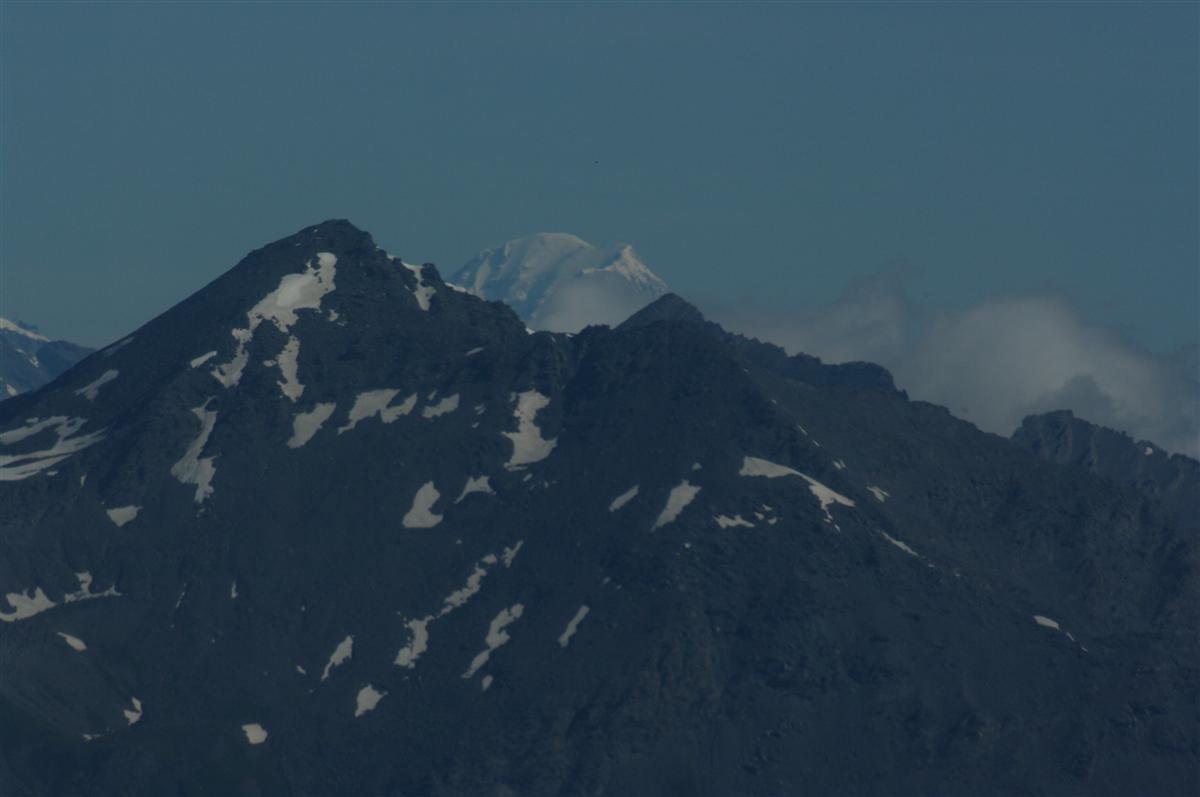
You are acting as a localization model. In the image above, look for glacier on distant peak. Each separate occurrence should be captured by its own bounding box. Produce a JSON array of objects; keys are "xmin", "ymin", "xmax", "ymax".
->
[
  {"xmin": 0, "ymin": 317, "xmax": 50, "ymax": 343},
  {"xmin": 0, "ymin": 317, "xmax": 92, "ymax": 398},
  {"xmin": 450, "ymin": 233, "xmax": 668, "ymax": 332}
]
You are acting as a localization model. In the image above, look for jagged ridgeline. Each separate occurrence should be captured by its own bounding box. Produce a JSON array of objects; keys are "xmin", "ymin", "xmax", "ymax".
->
[
  {"xmin": 0, "ymin": 221, "xmax": 1195, "ymax": 796},
  {"xmin": 1014, "ymin": 409, "xmax": 1200, "ymax": 536},
  {"xmin": 0, "ymin": 318, "xmax": 92, "ymax": 398}
]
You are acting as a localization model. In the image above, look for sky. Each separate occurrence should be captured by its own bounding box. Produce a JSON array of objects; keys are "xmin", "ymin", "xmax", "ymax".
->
[{"xmin": 1, "ymin": 3, "xmax": 1196, "ymax": 361}]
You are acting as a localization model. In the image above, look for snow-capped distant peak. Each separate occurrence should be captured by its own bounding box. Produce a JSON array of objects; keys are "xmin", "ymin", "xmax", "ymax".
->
[
  {"xmin": 1, "ymin": 317, "xmax": 91, "ymax": 397},
  {"xmin": 0, "ymin": 317, "xmax": 50, "ymax": 343},
  {"xmin": 451, "ymin": 233, "xmax": 669, "ymax": 333},
  {"xmin": 580, "ymin": 244, "xmax": 668, "ymax": 291}
]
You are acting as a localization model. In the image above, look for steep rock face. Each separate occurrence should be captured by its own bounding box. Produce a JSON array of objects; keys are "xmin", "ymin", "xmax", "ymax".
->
[
  {"xmin": 0, "ymin": 221, "xmax": 1195, "ymax": 796},
  {"xmin": 451, "ymin": 233, "xmax": 669, "ymax": 332},
  {"xmin": 0, "ymin": 318, "xmax": 92, "ymax": 398},
  {"xmin": 1014, "ymin": 410, "xmax": 1200, "ymax": 535},
  {"xmin": 621, "ymin": 294, "xmax": 900, "ymax": 393}
]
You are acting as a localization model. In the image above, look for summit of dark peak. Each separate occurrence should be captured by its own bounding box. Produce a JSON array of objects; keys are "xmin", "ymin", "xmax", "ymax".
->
[{"xmin": 618, "ymin": 293, "xmax": 709, "ymax": 329}]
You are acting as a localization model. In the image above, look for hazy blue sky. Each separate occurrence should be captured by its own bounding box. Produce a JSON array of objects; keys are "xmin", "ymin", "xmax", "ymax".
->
[{"xmin": 1, "ymin": 1, "xmax": 1196, "ymax": 352}]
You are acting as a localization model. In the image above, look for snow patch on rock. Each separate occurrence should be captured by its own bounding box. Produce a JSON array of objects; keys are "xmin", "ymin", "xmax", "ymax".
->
[
  {"xmin": 501, "ymin": 541, "xmax": 523, "ymax": 568},
  {"xmin": 0, "ymin": 588, "xmax": 55, "ymax": 622},
  {"xmin": 462, "ymin": 604, "xmax": 524, "ymax": 679},
  {"xmin": 394, "ymin": 617, "xmax": 431, "ymax": 668},
  {"xmin": 288, "ymin": 402, "xmax": 337, "ymax": 448},
  {"xmin": 190, "ymin": 351, "xmax": 218, "ymax": 369},
  {"xmin": 123, "ymin": 697, "xmax": 143, "ymax": 725},
  {"xmin": 739, "ymin": 456, "xmax": 855, "ymax": 522},
  {"xmin": 64, "ymin": 571, "xmax": 120, "ymax": 603},
  {"xmin": 339, "ymin": 389, "xmax": 416, "ymax": 432},
  {"xmin": 242, "ymin": 723, "xmax": 267, "ymax": 745},
  {"xmin": 74, "ymin": 370, "xmax": 118, "ymax": 401},
  {"xmin": 402, "ymin": 482, "xmax": 443, "ymax": 528},
  {"xmin": 0, "ymin": 416, "xmax": 106, "ymax": 481},
  {"xmin": 1, "ymin": 571, "xmax": 119, "ymax": 623},
  {"xmin": 170, "ymin": 400, "xmax": 219, "ymax": 503},
  {"xmin": 455, "ymin": 475, "xmax": 494, "ymax": 503},
  {"xmin": 211, "ymin": 252, "xmax": 336, "ymax": 389},
  {"xmin": 321, "ymin": 635, "xmax": 353, "ymax": 681},
  {"xmin": 401, "ymin": 262, "xmax": 436, "ymax": 311},
  {"xmin": 443, "ymin": 564, "xmax": 489, "ymax": 611},
  {"xmin": 608, "ymin": 485, "xmax": 639, "ymax": 512},
  {"xmin": 557, "ymin": 605, "xmax": 589, "ymax": 648},
  {"xmin": 878, "ymin": 530, "xmax": 920, "ymax": 557},
  {"xmin": 355, "ymin": 685, "xmax": 386, "ymax": 717},
  {"xmin": 422, "ymin": 393, "xmax": 460, "ymax": 419},
  {"xmin": 272, "ymin": 335, "xmax": 304, "ymax": 401},
  {"xmin": 503, "ymin": 391, "xmax": 557, "ymax": 469},
  {"xmin": 105, "ymin": 505, "xmax": 140, "ymax": 527},
  {"xmin": 57, "ymin": 632, "xmax": 87, "ymax": 652},
  {"xmin": 653, "ymin": 480, "xmax": 701, "ymax": 530},
  {"xmin": 394, "ymin": 550, "xmax": 515, "ymax": 669}
]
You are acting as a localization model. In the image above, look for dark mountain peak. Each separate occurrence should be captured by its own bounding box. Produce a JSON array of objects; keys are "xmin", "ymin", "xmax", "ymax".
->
[
  {"xmin": 291, "ymin": 217, "xmax": 372, "ymax": 242},
  {"xmin": 618, "ymin": 296, "xmax": 898, "ymax": 393},
  {"xmin": 193, "ymin": 220, "xmax": 455, "ymax": 322},
  {"xmin": 0, "ymin": 223, "xmax": 1196, "ymax": 796},
  {"xmin": 1021, "ymin": 408, "xmax": 1076, "ymax": 426},
  {"xmin": 309, "ymin": 217, "xmax": 360, "ymax": 232},
  {"xmin": 725, "ymin": 331, "xmax": 900, "ymax": 393},
  {"xmin": 1014, "ymin": 409, "xmax": 1200, "ymax": 533},
  {"xmin": 618, "ymin": 293, "xmax": 708, "ymax": 329},
  {"xmin": 254, "ymin": 219, "xmax": 377, "ymax": 265},
  {"xmin": 1013, "ymin": 408, "xmax": 1193, "ymax": 463},
  {"xmin": 0, "ymin": 222, "xmax": 498, "ymax": 427}
]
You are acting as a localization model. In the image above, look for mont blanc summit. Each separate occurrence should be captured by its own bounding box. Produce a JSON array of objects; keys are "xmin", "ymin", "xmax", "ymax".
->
[
  {"xmin": 0, "ymin": 221, "xmax": 1194, "ymax": 796},
  {"xmin": 451, "ymin": 232, "xmax": 669, "ymax": 332}
]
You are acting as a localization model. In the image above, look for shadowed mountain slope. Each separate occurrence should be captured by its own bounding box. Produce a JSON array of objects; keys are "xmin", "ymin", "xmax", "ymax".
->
[{"xmin": 0, "ymin": 221, "xmax": 1195, "ymax": 796}]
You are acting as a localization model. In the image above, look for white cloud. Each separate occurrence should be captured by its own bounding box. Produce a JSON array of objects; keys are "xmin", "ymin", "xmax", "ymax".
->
[
  {"xmin": 534, "ymin": 275, "xmax": 657, "ymax": 333},
  {"xmin": 703, "ymin": 273, "xmax": 1199, "ymax": 458}
]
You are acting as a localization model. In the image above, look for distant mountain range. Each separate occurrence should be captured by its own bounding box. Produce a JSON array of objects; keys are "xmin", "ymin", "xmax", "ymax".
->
[
  {"xmin": 453, "ymin": 235, "xmax": 1199, "ymax": 464},
  {"xmin": 0, "ymin": 221, "xmax": 1194, "ymax": 795},
  {"xmin": 0, "ymin": 318, "xmax": 92, "ymax": 398}
]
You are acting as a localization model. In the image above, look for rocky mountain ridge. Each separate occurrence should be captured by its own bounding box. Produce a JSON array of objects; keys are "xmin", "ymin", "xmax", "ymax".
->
[
  {"xmin": 0, "ymin": 317, "xmax": 92, "ymax": 398},
  {"xmin": 1014, "ymin": 409, "xmax": 1199, "ymax": 534},
  {"xmin": 0, "ymin": 220, "xmax": 1194, "ymax": 796}
]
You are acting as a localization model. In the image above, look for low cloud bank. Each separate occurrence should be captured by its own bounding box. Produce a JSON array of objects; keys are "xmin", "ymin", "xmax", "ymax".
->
[
  {"xmin": 703, "ymin": 273, "xmax": 1199, "ymax": 459},
  {"xmin": 535, "ymin": 274, "xmax": 661, "ymax": 333}
]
